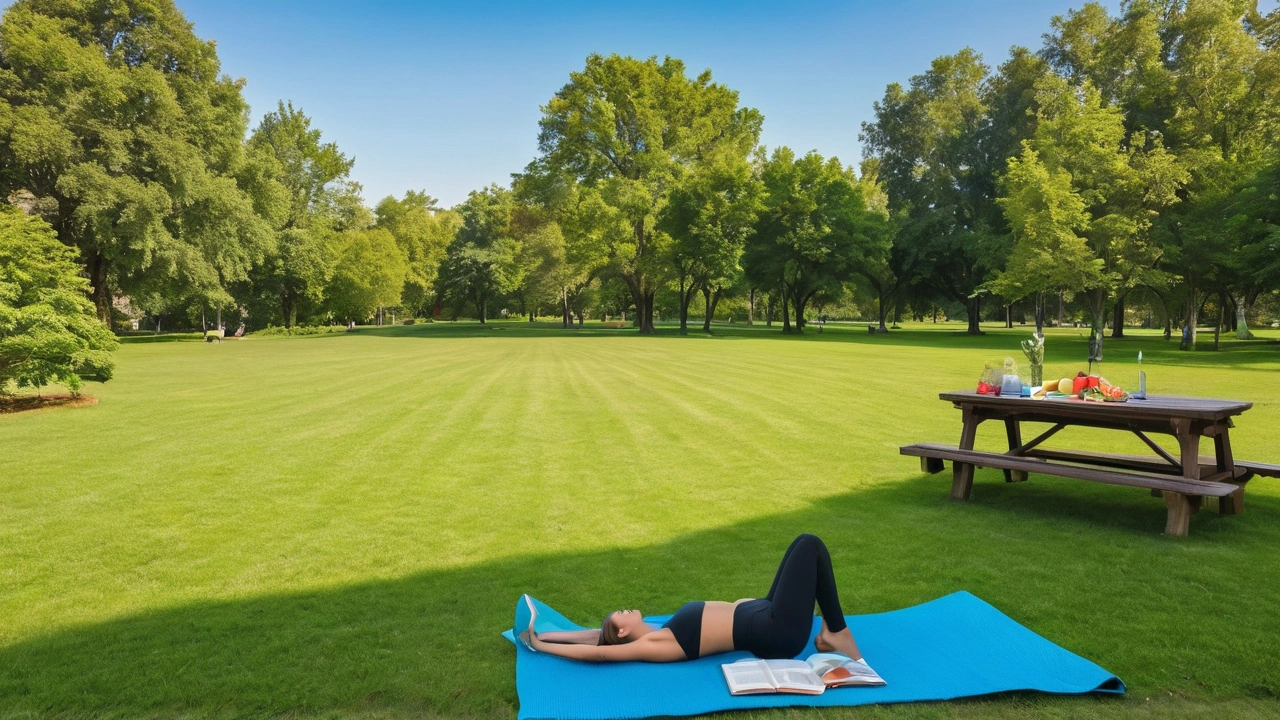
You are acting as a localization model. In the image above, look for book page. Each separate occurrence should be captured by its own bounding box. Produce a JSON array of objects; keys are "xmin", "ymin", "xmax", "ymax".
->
[
  {"xmin": 765, "ymin": 660, "xmax": 825, "ymax": 695},
  {"xmin": 721, "ymin": 660, "xmax": 777, "ymax": 695},
  {"xmin": 804, "ymin": 653, "xmax": 886, "ymax": 687}
]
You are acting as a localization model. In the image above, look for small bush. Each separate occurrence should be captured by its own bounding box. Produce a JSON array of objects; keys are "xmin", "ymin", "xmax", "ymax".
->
[
  {"xmin": 402, "ymin": 318, "xmax": 416, "ymax": 325},
  {"xmin": 254, "ymin": 325, "xmax": 348, "ymax": 337}
]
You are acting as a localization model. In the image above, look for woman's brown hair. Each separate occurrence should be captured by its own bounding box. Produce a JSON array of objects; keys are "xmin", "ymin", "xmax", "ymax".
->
[{"xmin": 599, "ymin": 612, "xmax": 629, "ymax": 645}]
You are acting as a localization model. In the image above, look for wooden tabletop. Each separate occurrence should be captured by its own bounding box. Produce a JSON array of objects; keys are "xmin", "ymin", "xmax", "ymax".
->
[{"xmin": 939, "ymin": 390, "xmax": 1253, "ymax": 422}]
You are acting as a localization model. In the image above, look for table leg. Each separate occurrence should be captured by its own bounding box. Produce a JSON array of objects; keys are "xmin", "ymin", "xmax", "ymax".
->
[
  {"xmin": 952, "ymin": 405, "xmax": 979, "ymax": 501},
  {"xmin": 1164, "ymin": 492, "xmax": 1193, "ymax": 537},
  {"xmin": 1004, "ymin": 418, "xmax": 1028, "ymax": 483},
  {"xmin": 1214, "ymin": 427, "xmax": 1244, "ymax": 515},
  {"xmin": 1161, "ymin": 419, "xmax": 1203, "ymax": 536},
  {"xmin": 1173, "ymin": 419, "xmax": 1202, "ymax": 481}
]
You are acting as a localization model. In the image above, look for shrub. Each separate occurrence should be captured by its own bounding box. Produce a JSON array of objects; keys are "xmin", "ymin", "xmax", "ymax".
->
[
  {"xmin": 0, "ymin": 208, "xmax": 117, "ymax": 396},
  {"xmin": 253, "ymin": 324, "xmax": 348, "ymax": 337}
]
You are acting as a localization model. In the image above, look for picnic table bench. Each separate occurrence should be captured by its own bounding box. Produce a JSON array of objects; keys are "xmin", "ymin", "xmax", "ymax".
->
[{"xmin": 900, "ymin": 390, "xmax": 1279, "ymax": 537}]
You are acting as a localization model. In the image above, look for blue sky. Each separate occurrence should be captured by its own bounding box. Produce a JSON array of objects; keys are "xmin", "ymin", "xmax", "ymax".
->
[{"xmin": 21, "ymin": 1, "xmax": 1150, "ymax": 206}]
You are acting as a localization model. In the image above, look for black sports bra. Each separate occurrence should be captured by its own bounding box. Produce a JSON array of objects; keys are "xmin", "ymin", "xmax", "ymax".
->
[{"xmin": 662, "ymin": 601, "xmax": 705, "ymax": 660}]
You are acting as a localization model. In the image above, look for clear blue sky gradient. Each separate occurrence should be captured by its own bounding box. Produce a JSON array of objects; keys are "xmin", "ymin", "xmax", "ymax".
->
[{"xmin": 17, "ymin": 0, "xmax": 1147, "ymax": 207}]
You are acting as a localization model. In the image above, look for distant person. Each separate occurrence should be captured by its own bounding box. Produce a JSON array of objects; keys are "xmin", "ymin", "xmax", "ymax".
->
[{"xmin": 519, "ymin": 534, "xmax": 863, "ymax": 663}]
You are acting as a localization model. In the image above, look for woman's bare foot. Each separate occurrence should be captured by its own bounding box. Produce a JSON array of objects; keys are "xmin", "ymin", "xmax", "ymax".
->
[{"xmin": 814, "ymin": 619, "xmax": 862, "ymax": 659}]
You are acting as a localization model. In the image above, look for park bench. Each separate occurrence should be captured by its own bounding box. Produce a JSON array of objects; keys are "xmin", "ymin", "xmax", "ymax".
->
[
  {"xmin": 901, "ymin": 390, "xmax": 1273, "ymax": 537},
  {"xmin": 900, "ymin": 443, "xmax": 1242, "ymax": 535},
  {"xmin": 203, "ymin": 328, "xmax": 224, "ymax": 343}
]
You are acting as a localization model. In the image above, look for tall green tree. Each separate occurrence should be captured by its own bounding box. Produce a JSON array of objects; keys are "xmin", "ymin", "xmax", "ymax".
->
[
  {"xmin": 0, "ymin": 0, "xmax": 268, "ymax": 322},
  {"xmin": 860, "ymin": 49, "xmax": 1010, "ymax": 334},
  {"xmin": 244, "ymin": 101, "xmax": 357, "ymax": 328},
  {"xmin": 659, "ymin": 152, "xmax": 763, "ymax": 334},
  {"xmin": 988, "ymin": 146, "xmax": 1104, "ymax": 334},
  {"xmin": 0, "ymin": 207, "xmax": 116, "ymax": 395},
  {"xmin": 375, "ymin": 191, "xmax": 458, "ymax": 317},
  {"xmin": 529, "ymin": 53, "xmax": 763, "ymax": 333},
  {"xmin": 745, "ymin": 148, "xmax": 890, "ymax": 332},
  {"xmin": 325, "ymin": 228, "xmax": 406, "ymax": 324},
  {"xmin": 1023, "ymin": 75, "xmax": 1185, "ymax": 359},
  {"xmin": 438, "ymin": 185, "xmax": 522, "ymax": 323}
]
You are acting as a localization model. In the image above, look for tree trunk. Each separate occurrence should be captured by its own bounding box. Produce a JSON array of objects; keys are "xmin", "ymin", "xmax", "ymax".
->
[
  {"xmin": 678, "ymin": 278, "xmax": 692, "ymax": 335},
  {"xmin": 640, "ymin": 291, "xmax": 656, "ymax": 334},
  {"xmin": 1034, "ymin": 292, "xmax": 1045, "ymax": 336},
  {"xmin": 781, "ymin": 292, "xmax": 791, "ymax": 333},
  {"xmin": 281, "ymin": 292, "xmax": 293, "ymax": 329},
  {"xmin": 217, "ymin": 307, "xmax": 222, "ymax": 331},
  {"xmin": 701, "ymin": 286, "xmax": 713, "ymax": 333},
  {"xmin": 202, "ymin": 307, "xmax": 207, "ymax": 334},
  {"xmin": 1057, "ymin": 291, "xmax": 1064, "ymax": 328},
  {"xmin": 478, "ymin": 298, "xmax": 486, "ymax": 324},
  {"xmin": 748, "ymin": 288, "xmax": 756, "ymax": 325},
  {"xmin": 877, "ymin": 290, "xmax": 889, "ymax": 333},
  {"xmin": 765, "ymin": 295, "xmax": 774, "ymax": 327},
  {"xmin": 1181, "ymin": 286, "xmax": 1198, "ymax": 350},
  {"xmin": 86, "ymin": 251, "xmax": 112, "ymax": 324},
  {"xmin": 966, "ymin": 296, "xmax": 982, "ymax": 335},
  {"xmin": 1214, "ymin": 292, "xmax": 1225, "ymax": 351},
  {"xmin": 1005, "ymin": 304, "xmax": 1012, "ymax": 329},
  {"xmin": 1087, "ymin": 287, "xmax": 1106, "ymax": 370},
  {"xmin": 1234, "ymin": 294, "xmax": 1254, "ymax": 339},
  {"xmin": 892, "ymin": 302, "xmax": 902, "ymax": 328},
  {"xmin": 793, "ymin": 289, "xmax": 809, "ymax": 333},
  {"xmin": 1111, "ymin": 295, "xmax": 1125, "ymax": 338},
  {"xmin": 562, "ymin": 288, "xmax": 571, "ymax": 328}
]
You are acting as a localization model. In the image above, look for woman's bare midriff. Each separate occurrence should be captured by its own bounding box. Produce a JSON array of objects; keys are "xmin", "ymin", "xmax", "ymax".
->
[{"xmin": 698, "ymin": 599, "xmax": 752, "ymax": 656}]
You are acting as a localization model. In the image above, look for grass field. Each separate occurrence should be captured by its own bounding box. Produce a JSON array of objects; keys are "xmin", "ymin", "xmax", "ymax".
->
[{"xmin": 2, "ymin": 321, "xmax": 1279, "ymax": 719}]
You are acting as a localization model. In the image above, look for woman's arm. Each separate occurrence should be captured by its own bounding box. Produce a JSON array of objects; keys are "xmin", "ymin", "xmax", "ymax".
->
[
  {"xmin": 537, "ymin": 629, "xmax": 601, "ymax": 645},
  {"xmin": 523, "ymin": 631, "xmax": 687, "ymax": 663}
]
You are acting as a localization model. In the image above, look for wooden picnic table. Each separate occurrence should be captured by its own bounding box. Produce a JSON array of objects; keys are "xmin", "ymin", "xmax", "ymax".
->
[{"xmin": 901, "ymin": 390, "xmax": 1279, "ymax": 537}]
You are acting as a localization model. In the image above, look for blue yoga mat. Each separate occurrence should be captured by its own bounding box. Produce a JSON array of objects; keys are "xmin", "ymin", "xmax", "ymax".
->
[{"xmin": 502, "ymin": 591, "xmax": 1122, "ymax": 720}]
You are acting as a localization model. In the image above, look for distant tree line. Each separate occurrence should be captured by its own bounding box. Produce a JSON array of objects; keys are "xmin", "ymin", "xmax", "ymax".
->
[{"xmin": 2, "ymin": 0, "xmax": 1279, "ymax": 374}]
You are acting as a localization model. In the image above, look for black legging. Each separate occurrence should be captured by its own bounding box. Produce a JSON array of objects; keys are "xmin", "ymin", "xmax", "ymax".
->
[{"xmin": 731, "ymin": 534, "xmax": 848, "ymax": 659}]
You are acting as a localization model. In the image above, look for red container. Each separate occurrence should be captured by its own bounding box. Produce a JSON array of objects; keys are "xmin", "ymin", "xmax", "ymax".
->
[
  {"xmin": 1072, "ymin": 376, "xmax": 1088, "ymax": 394},
  {"xmin": 1087, "ymin": 375, "xmax": 1100, "ymax": 389}
]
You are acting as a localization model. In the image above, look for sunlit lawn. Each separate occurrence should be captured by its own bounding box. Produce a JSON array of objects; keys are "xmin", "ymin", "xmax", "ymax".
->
[{"xmin": 2, "ymin": 320, "xmax": 1278, "ymax": 718}]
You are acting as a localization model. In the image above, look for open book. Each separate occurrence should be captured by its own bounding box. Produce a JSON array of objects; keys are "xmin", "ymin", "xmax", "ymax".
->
[{"xmin": 722, "ymin": 653, "xmax": 886, "ymax": 696}]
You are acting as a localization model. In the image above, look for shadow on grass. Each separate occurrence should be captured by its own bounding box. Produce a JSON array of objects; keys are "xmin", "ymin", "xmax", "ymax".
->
[{"xmin": 2, "ymin": 474, "xmax": 1278, "ymax": 718}]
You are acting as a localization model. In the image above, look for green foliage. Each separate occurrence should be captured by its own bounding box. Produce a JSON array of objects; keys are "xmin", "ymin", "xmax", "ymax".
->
[
  {"xmin": 660, "ymin": 149, "xmax": 763, "ymax": 332},
  {"xmin": 240, "ymin": 101, "xmax": 359, "ymax": 328},
  {"xmin": 530, "ymin": 53, "xmax": 762, "ymax": 333},
  {"xmin": 374, "ymin": 191, "xmax": 458, "ymax": 316},
  {"xmin": 437, "ymin": 186, "xmax": 522, "ymax": 323},
  {"xmin": 253, "ymin": 324, "xmax": 347, "ymax": 337},
  {"xmin": 325, "ymin": 228, "xmax": 406, "ymax": 323},
  {"xmin": 860, "ymin": 48, "xmax": 1016, "ymax": 333},
  {"xmin": 744, "ymin": 148, "xmax": 891, "ymax": 332},
  {"xmin": 0, "ymin": 0, "xmax": 270, "ymax": 320},
  {"xmin": 992, "ymin": 146, "xmax": 1101, "ymax": 301},
  {"xmin": 0, "ymin": 207, "xmax": 116, "ymax": 395}
]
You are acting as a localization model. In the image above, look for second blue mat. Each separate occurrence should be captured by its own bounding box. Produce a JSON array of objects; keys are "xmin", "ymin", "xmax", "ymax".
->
[{"xmin": 503, "ymin": 591, "xmax": 1122, "ymax": 720}]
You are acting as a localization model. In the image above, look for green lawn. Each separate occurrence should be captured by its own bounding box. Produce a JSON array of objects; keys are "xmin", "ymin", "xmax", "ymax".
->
[{"xmin": 2, "ymin": 321, "xmax": 1279, "ymax": 719}]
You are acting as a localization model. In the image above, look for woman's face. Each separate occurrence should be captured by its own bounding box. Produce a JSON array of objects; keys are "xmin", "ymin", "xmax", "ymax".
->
[{"xmin": 610, "ymin": 609, "xmax": 644, "ymax": 638}]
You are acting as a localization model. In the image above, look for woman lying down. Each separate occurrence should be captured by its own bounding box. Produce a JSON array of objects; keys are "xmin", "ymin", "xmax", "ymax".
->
[{"xmin": 519, "ymin": 534, "xmax": 864, "ymax": 663}]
